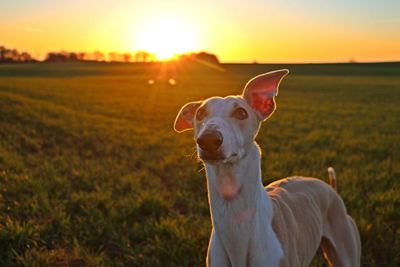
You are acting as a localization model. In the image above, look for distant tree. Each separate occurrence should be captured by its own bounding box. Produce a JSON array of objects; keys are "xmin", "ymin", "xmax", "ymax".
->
[
  {"xmin": 0, "ymin": 46, "xmax": 4, "ymax": 61},
  {"xmin": 45, "ymin": 52, "xmax": 67, "ymax": 62},
  {"xmin": 135, "ymin": 51, "xmax": 145, "ymax": 62},
  {"xmin": 123, "ymin": 53, "xmax": 132, "ymax": 63},
  {"xmin": 1, "ymin": 48, "xmax": 12, "ymax": 62},
  {"xmin": 177, "ymin": 53, "xmax": 194, "ymax": 62},
  {"xmin": 92, "ymin": 51, "xmax": 105, "ymax": 62},
  {"xmin": 108, "ymin": 52, "xmax": 118, "ymax": 62},
  {"xmin": 177, "ymin": 51, "xmax": 220, "ymax": 65},
  {"xmin": 194, "ymin": 52, "xmax": 220, "ymax": 64},
  {"xmin": 69, "ymin": 52, "xmax": 78, "ymax": 61},
  {"xmin": 19, "ymin": 52, "xmax": 32, "ymax": 62},
  {"xmin": 0, "ymin": 45, "xmax": 36, "ymax": 63},
  {"xmin": 77, "ymin": 52, "xmax": 86, "ymax": 61},
  {"xmin": 45, "ymin": 51, "xmax": 89, "ymax": 62},
  {"xmin": 135, "ymin": 51, "xmax": 154, "ymax": 62},
  {"xmin": 10, "ymin": 49, "xmax": 18, "ymax": 61}
]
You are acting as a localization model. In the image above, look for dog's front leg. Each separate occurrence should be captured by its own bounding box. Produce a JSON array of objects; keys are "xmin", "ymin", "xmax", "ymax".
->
[{"xmin": 207, "ymin": 229, "xmax": 230, "ymax": 267}]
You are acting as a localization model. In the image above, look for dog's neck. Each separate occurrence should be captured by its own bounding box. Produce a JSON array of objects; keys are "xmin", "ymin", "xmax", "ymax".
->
[
  {"xmin": 204, "ymin": 142, "xmax": 270, "ymax": 217},
  {"xmin": 204, "ymin": 142, "xmax": 283, "ymax": 266}
]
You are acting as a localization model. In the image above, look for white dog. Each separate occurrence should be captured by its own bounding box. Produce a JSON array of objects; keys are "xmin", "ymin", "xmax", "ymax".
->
[{"xmin": 174, "ymin": 70, "xmax": 361, "ymax": 267}]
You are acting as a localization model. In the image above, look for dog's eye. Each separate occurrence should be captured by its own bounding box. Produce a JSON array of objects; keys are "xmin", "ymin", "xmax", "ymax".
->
[
  {"xmin": 233, "ymin": 108, "xmax": 248, "ymax": 120},
  {"xmin": 196, "ymin": 108, "xmax": 207, "ymax": 120}
]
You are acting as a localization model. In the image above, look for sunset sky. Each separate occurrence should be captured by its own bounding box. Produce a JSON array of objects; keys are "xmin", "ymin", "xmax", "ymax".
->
[{"xmin": 1, "ymin": 0, "xmax": 399, "ymax": 62}]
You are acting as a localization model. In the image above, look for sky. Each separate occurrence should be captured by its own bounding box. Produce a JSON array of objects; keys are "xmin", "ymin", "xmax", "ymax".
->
[{"xmin": 1, "ymin": 0, "xmax": 399, "ymax": 63}]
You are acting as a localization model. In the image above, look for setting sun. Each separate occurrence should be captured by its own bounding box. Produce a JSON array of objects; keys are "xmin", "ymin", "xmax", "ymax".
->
[{"xmin": 134, "ymin": 17, "xmax": 200, "ymax": 60}]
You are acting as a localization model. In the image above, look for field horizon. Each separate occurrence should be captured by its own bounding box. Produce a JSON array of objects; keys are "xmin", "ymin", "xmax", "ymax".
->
[{"xmin": 0, "ymin": 62, "xmax": 399, "ymax": 266}]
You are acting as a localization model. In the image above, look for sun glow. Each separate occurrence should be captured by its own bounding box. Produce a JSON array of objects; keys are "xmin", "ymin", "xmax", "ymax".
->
[{"xmin": 135, "ymin": 17, "xmax": 200, "ymax": 60}]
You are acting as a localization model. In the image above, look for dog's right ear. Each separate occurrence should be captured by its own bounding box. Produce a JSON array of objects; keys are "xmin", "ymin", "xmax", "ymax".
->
[
  {"xmin": 242, "ymin": 69, "xmax": 289, "ymax": 121},
  {"xmin": 174, "ymin": 101, "xmax": 202, "ymax": 132}
]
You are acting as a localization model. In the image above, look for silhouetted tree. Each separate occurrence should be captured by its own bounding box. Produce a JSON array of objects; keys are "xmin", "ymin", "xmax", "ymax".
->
[
  {"xmin": 0, "ymin": 45, "xmax": 36, "ymax": 63},
  {"xmin": 11, "ymin": 49, "xmax": 18, "ymax": 61},
  {"xmin": 45, "ymin": 51, "xmax": 87, "ymax": 62},
  {"xmin": 0, "ymin": 46, "xmax": 4, "ymax": 61},
  {"xmin": 92, "ymin": 51, "xmax": 105, "ymax": 62},
  {"xmin": 77, "ymin": 52, "xmax": 86, "ymax": 61},
  {"xmin": 177, "ymin": 51, "xmax": 220, "ymax": 65},
  {"xmin": 123, "ymin": 53, "xmax": 132, "ymax": 63},
  {"xmin": 69, "ymin": 52, "xmax": 78, "ymax": 61},
  {"xmin": 19, "ymin": 52, "xmax": 32, "ymax": 62},
  {"xmin": 194, "ymin": 52, "xmax": 220, "ymax": 64},
  {"xmin": 45, "ymin": 52, "xmax": 67, "ymax": 62},
  {"xmin": 135, "ymin": 51, "xmax": 154, "ymax": 62},
  {"xmin": 108, "ymin": 52, "xmax": 118, "ymax": 62}
]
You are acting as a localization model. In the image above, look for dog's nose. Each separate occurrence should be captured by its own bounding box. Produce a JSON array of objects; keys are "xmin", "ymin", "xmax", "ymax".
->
[{"xmin": 197, "ymin": 131, "xmax": 223, "ymax": 152}]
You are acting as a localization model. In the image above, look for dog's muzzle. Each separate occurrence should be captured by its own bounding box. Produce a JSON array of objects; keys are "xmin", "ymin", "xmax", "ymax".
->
[{"xmin": 197, "ymin": 130, "xmax": 224, "ymax": 160}]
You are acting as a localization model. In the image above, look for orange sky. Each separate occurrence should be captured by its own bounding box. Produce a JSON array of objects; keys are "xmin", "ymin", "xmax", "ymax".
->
[{"xmin": 1, "ymin": 0, "xmax": 399, "ymax": 62}]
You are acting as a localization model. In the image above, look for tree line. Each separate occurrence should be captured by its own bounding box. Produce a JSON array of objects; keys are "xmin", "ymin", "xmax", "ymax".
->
[
  {"xmin": 0, "ymin": 44, "xmax": 220, "ymax": 64},
  {"xmin": 44, "ymin": 50, "xmax": 157, "ymax": 63},
  {"xmin": 0, "ymin": 45, "xmax": 37, "ymax": 63}
]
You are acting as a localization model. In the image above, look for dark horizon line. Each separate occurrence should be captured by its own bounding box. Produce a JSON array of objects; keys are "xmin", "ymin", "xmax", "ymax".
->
[
  {"xmin": 36, "ymin": 60, "xmax": 400, "ymax": 65},
  {"xmin": 1, "ymin": 44, "xmax": 399, "ymax": 65},
  {"xmin": 220, "ymin": 59, "xmax": 400, "ymax": 65}
]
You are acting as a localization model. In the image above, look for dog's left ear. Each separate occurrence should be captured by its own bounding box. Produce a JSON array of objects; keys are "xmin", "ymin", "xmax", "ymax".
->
[
  {"xmin": 242, "ymin": 69, "xmax": 289, "ymax": 121},
  {"xmin": 174, "ymin": 101, "xmax": 202, "ymax": 132}
]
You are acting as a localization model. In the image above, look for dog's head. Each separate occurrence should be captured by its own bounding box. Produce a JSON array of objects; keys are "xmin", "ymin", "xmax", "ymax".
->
[{"xmin": 174, "ymin": 69, "xmax": 289, "ymax": 165}]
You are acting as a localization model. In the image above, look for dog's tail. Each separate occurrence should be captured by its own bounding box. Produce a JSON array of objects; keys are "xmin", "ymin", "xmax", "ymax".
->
[{"xmin": 327, "ymin": 167, "xmax": 337, "ymax": 191}]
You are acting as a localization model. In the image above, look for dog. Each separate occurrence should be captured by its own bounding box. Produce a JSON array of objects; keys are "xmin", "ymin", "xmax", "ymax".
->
[{"xmin": 173, "ymin": 70, "xmax": 361, "ymax": 267}]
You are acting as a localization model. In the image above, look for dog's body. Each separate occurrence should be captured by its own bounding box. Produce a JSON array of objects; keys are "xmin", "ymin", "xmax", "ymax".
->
[
  {"xmin": 174, "ymin": 70, "xmax": 361, "ymax": 266},
  {"xmin": 268, "ymin": 176, "xmax": 361, "ymax": 267}
]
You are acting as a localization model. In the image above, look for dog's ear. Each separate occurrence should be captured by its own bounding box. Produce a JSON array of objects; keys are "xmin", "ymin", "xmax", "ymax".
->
[
  {"xmin": 242, "ymin": 69, "xmax": 289, "ymax": 121},
  {"xmin": 174, "ymin": 101, "xmax": 202, "ymax": 132}
]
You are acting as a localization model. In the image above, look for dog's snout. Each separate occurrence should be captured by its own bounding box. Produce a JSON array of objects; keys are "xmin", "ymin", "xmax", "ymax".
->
[{"xmin": 197, "ymin": 131, "xmax": 223, "ymax": 152}]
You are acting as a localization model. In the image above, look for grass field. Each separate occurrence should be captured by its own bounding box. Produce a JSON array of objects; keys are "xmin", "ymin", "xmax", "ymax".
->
[{"xmin": 0, "ymin": 62, "xmax": 399, "ymax": 266}]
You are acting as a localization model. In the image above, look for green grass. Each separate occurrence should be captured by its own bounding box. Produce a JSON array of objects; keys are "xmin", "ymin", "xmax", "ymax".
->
[{"xmin": 0, "ymin": 62, "xmax": 399, "ymax": 266}]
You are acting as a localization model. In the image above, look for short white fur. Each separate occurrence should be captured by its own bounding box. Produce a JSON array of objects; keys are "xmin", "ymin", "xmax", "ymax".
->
[{"xmin": 174, "ymin": 69, "xmax": 361, "ymax": 267}]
